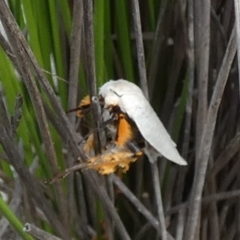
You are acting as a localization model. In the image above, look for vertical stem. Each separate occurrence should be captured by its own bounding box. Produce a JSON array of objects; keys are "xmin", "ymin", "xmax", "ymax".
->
[
  {"xmin": 68, "ymin": 0, "xmax": 83, "ymax": 124},
  {"xmin": 195, "ymin": 0, "xmax": 210, "ymax": 155},
  {"xmin": 234, "ymin": 0, "xmax": 240, "ymax": 97},
  {"xmin": 83, "ymin": 0, "xmax": 101, "ymax": 153},
  {"xmin": 151, "ymin": 164, "xmax": 168, "ymax": 240},
  {"xmin": 131, "ymin": 0, "xmax": 148, "ymax": 99},
  {"xmin": 66, "ymin": 0, "xmax": 83, "ymax": 230},
  {"xmin": 132, "ymin": 2, "xmax": 167, "ymax": 238},
  {"xmin": 83, "ymin": 0, "xmax": 97, "ymax": 97}
]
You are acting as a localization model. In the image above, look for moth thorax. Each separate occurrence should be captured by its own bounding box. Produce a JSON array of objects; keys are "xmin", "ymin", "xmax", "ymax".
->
[{"xmin": 104, "ymin": 94, "xmax": 120, "ymax": 107}]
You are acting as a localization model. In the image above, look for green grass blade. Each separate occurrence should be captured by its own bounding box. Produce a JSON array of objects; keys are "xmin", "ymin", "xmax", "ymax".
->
[{"xmin": 115, "ymin": 0, "xmax": 134, "ymax": 81}]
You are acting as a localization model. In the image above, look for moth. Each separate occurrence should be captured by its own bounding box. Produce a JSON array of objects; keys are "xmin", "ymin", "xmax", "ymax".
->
[{"xmin": 75, "ymin": 79, "xmax": 187, "ymax": 174}]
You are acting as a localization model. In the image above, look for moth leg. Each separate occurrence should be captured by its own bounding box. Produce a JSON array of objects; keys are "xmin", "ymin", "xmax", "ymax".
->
[
  {"xmin": 83, "ymin": 133, "xmax": 94, "ymax": 154},
  {"xmin": 87, "ymin": 149, "xmax": 140, "ymax": 174},
  {"xmin": 67, "ymin": 95, "xmax": 91, "ymax": 117},
  {"xmin": 76, "ymin": 95, "xmax": 91, "ymax": 117},
  {"xmin": 126, "ymin": 141, "xmax": 144, "ymax": 158},
  {"xmin": 115, "ymin": 113, "xmax": 133, "ymax": 147}
]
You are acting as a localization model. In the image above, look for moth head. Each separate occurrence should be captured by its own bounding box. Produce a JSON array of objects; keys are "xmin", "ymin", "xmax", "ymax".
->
[{"xmin": 99, "ymin": 81, "xmax": 122, "ymax": 108}]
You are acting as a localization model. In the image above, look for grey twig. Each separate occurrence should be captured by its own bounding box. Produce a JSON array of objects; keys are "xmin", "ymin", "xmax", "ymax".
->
[
  {"xmin": 211, "ymin": 7, "xmax": 227, "ymax": 48},
  {"xmin": 167, "ymin": 188, "xmax": 240, "ymax": 217},
  {"xmin": 23, "ymin": 223, "xmax": 62, "ymax": 240},
  {"xmin": 66, "ymin": 0, "xmax": 83, "ymax": 230},
  {"xmin": 0, "ymin": 89, "xmax": 12, "ymax": 136},
  {"xmin": 68, "ymin": 0, "xmax": 83, "ymax": 125},
  {"xmin": 131, "ymin": 0, "xmax": 148, "ymax": 99},
  {"xmin": 110, "ymin": 174, "xmax": 161, "ymax": 230},
  {"xmin": 212, "ymin": 130, "xmax": 240, "ymax": 176},
  {"xmin": 88, "ymin": 172, "xmax": 131, "ymax": 240},
  {"xmin": 75, "ymin": 172, "xmax": 95, "ymax": 239},
  {"xmin": 83, "ymin": 0, "xmax": 101, "ymax": 153},
  {"xmin": 234, "ymin": 0, "xmax": 240, "ymax": 97},
  {"xmin": 194, "ymin": 0, "xmax": 210, "ymax": 153},
  {"xmin": 182, "ymin": 0, "xmax": 195, "ymax": 160},
  {"xmin": 151, "ymin": 163, "xmax": 167, "ymax": 240},
  {"xmin": 175, "ymin": 0, "xmax": 195, "ymax": 237},
  {"xmin": 0, "ymin": 31, "xmax": 18, "ymax": 68},
  {"xmin": 83, "ymin": 0, "xmax": 97, "ymax": 97},
  {"xmin": 10, "ymin": 94, "xmax": 23, "ymax": 138},
  {"xmin": 132, "ymin": 2, "xmax": 167, "ymax": 238}
]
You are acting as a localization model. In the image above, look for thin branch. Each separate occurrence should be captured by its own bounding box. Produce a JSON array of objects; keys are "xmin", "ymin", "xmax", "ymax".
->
[
  {"xmin": 0, "ymin": 31, "xmax": 18, "ymax": 67},
  {"xmin": 111, "ymin": 173, "xmax": 175, "ymax": 240},
  {"xmin": 110, "ymin": 174, "xmax": 160, "ymax": 230},
  {"xmin": 182, "ymin": 0, "xmax": 194, "ymax": 160},
  {"xmin": 234, "ymin": 0, "xmax": 240, "ymax": 97},
  {"xmin": 194, "ymin": 0, "xmax": 211, "ymax": 155},
  {"xmin": 10, "ymin": 94, "xmax": 23, "ymax": 138},
  {"xmin": 0, "ymin": 89, "xmax": 12, "ymax": 136},
  {"xmin": 167, "ymin": 188, "xmax": 240, "ymax": 216},
  {"xmin": 68, "ymin": 0, "xmax": 83, "ymax": 124},
  {"xmin": 211, "ymin": 7, "xmax": 227, "ymax": 48},
  {"xmin": 23, "ymin": 223, "xmax": 62, "ymax": 240},
  {"xmin": 212, "ymin": 130, "xmax": 240, "ymax": 176},
  {"xmin": 75, "ymin": 172, "xmax": 95, "ymax": 239},
  {"xmin": 151, "ymin": 164, "xmax": 167, "ymax": 240},
  {"xmin": 131, "ymin": 0, "xmax": 148, "ymax": 99},
  {"xmin": 88, "ymin": 172, "xmax": 131, "ymax": 240},
  {"xmin": 83, "ymin": 0, "xmax": 101, "ymax": 153},
  {"xmin": 131, "ymin": 3, "xmax": 168, "ymax": 238},
  {"xmin": 219, "ymin": 159, "xmax": 240, "ymax": 191},
  {"xmin": 82, "ymin": 0, "xmax": 97, "ymax": 96},
  {"xmin": 173, "ymin": 1, "xmax": 195, "ymax": 238},
  {"xmin": 66, "ymin": 0, "xmax": 83, "ymax": 230}
]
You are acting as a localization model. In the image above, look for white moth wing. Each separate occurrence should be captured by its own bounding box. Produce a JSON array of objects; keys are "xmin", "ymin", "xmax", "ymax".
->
[{"xmin": 119, "ymin": 93, "xmax": 187, "ymax": 165}]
